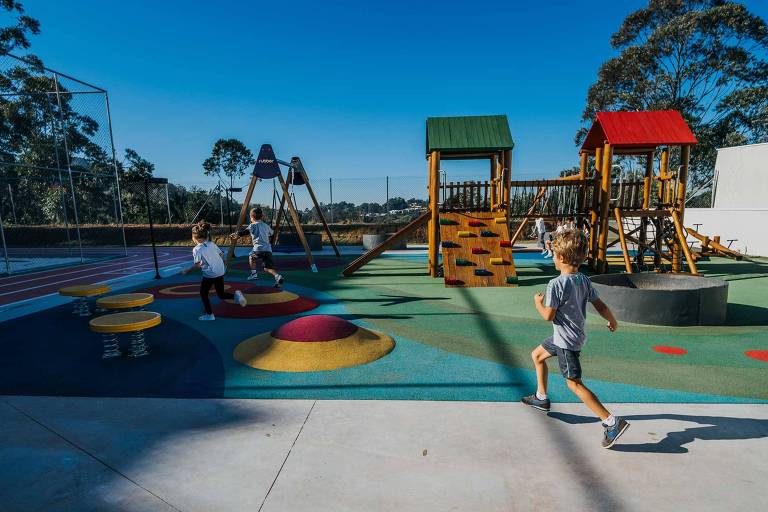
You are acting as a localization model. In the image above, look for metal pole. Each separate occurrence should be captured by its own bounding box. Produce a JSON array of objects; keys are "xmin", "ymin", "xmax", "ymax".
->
[
  {"xmin": 329, "ymin": 178, "xmax": 333, "ymax": 223},
  {"xmin": 144, "ymin": 179, "xmax": 161, "ymax": 279},
  {"xmin": 219, "ymin": 185, "xmax": 224, "ymax": 227},
  {"xmin": 386, "ymin": 176, "xmax": 389, "ymax": 219},
  {"xmin": 44, "ymin": 93, "xmax": 72, "ymax": 249},
  {"xmin": 0, "ymin": 202, "xmax": 10, "ymax": 275},
  {"xmin": 165, "ymin": 182, "xmax": 172, "ymax": 223},
  {"xmin": 105, "ymin": 93, "xmax": 128, "ymax": 256},
  {"xmin": 7, "ymin": 184, "xmax": 16, "ymax": 223},
  {"xmin": 53, "ymin": 73, "xmax": 85, "ymax": 263}
]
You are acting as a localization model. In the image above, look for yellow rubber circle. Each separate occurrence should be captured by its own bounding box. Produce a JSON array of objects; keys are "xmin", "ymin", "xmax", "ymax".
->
[
  {"xmin": 235, "ymin": 290, "xmax": 299, "ymax": 305},
  {"xmin": 233, "ymin": 327, "xmax": 395, "ymax": 372},
  {"xmin": 59, "ymin": 284, "xmax": 112, "ymax": 297},
  {"xmin": 96, "ymin": 293, "xmax": 155, "ymax": 309},
  {"xmin": 89, "ymin": 311, "xmax": 162, "ymax": 334}
]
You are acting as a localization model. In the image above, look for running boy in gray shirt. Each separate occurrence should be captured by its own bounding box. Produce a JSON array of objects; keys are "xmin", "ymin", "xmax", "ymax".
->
[
  {"xmin": 522, "ymin": 229, "xmax": 629, "ymax": 448},
  {"xmin": 230, "ymin": 207, "xmax": 284, "ymax": 288}
]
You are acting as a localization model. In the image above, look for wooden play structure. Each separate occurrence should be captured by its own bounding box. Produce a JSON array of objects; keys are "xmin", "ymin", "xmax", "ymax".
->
[
  {"xmin": 685, "ymin": 227, "xmax": 743, "ymax": 261},
  {"xmin": 506, "ymin": 110, "xmax": 707, "ymax": 275},
  {"xmin": 226, "ymin": 144, "xmax": 337, "ymax": 273},
  {"xmin": 344, "ymin": 115, "xmax": 517, "ymax": 287},
  {"xmin": 344, "ymin": 110, "xmax": 730, "ymax": 283}
]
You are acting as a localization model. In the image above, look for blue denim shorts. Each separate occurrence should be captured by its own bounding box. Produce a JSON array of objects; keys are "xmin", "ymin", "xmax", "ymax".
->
[{"xmin": 542, "ymin": 337, "xmax": 582, "ymax": 380}]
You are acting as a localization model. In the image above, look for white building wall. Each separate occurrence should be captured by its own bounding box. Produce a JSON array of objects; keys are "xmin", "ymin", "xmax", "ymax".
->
[
  {"xmin": 684, "ymin": 208, "xmax": 768, "ymax": 257},
  {"xmin": 713, "ymin": 143, "xmax": 768, "ymax": 209}
]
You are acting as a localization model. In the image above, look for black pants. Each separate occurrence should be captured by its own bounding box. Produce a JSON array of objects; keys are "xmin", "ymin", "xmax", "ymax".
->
[{"xmin": 200, "ymin": 276, "xmax": 234, "ymax": 314}]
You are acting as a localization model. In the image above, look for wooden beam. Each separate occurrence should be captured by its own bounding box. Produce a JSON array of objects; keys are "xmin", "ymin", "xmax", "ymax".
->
[
  {"xmin": 510, "ymin": 186, "xmax": 547, "ymax": 246},
  {"xmin": 613, "ymin": 208, "xmax": 633, "ymax": 273},
  {"xmin": 270, "ymin": 189, "xmax": 287, "ymax": 246},
  {"xmin": 277, "ymin": 173, "xmax": 317, "ymax": 272},
  {"xmin": 489, "ymin": 154, "xmax": 497, "ymax": 209},
  {"xmin": 671, "ymin": 208, "xmax": 698, "ymax": 275},
  {"xmin": 597, "ymin": 143, "xmax": 613, "ymax": 273},
  {"xmin": 225, "ymin": 174, "xmax": 257, "ymax": 268},
  {"xmin": 343, "ymin": 211, "xmax": 430, "ymax": 276},
  {"xmin": 428, "ymin": 151, "xmax": 441, "ymax": 277}
]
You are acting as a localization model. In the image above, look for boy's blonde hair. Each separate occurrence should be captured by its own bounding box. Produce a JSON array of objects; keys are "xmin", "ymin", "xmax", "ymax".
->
[{"xmin": 552, "ymin": 229, "xmax": 588, "ymax": 266}]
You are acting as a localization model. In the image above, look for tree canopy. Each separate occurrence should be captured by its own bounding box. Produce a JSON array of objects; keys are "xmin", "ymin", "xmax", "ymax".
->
[
  {"xmin": 578, "ymin": 0, "xmax": 768, "ymax": 188},
  {"xmin": 202, "ymin": 138, "xmax": 254, "ymax": 188}
]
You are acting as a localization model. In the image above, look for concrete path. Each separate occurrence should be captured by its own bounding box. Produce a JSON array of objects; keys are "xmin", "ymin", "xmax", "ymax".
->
[{"xmin": 1, "ymin": 397, "xmax": 766, "ymax": 512}]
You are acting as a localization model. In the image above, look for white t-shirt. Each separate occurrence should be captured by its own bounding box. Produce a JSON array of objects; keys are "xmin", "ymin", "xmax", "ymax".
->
[
  {"xmin": 247, "ymin": 221, "xmax": 273, "ymax": 253},
  {"xmin": 535, "ymin": 218, "xmax": 546, "ymax": 234},
  {"xmin": 192, "ymin": 241, "xmax": 226, "ymax": 278}
]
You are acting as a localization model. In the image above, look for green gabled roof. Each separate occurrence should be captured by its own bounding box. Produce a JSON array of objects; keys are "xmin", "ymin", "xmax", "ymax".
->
[{"xmin": 426, "ymin": 115, "xmax": 514, "ymax": 154}]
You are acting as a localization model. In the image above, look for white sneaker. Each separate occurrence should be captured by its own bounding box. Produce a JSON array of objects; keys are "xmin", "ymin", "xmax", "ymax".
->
[
  {"xmin": 247, "ymin": 272, "xmax": 259, "ymax": 281},
  {"xmin": 540, "ymin": 249, "xmax": 547, "ymax": 255},
  {"xmin": 273, "ymin": 274, "xmax": 284, "ymax": 289},
  {"xmin": 234, "ymin": 290, "xmax": 247, "ymax": 307},
  {"xmin": 544, "ymin": 251, "xmax": 553, "ymax": 259},
  {"xmin": 198, "ymin": 314, "xmax": 216, "ymax": 321}
]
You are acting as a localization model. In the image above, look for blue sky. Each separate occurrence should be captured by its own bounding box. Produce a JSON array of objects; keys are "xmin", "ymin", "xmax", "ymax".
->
[{"xmin": 14, "ymin": 1, "xmax": 768, "ymax": 204}]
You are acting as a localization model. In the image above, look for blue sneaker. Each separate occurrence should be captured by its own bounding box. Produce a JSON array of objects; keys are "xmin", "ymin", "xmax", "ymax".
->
[
  {"xmin": 602, "ymin": 418, "xmax": 630, "ymax": 448},
  {"xmin": 521, "ymin": 394, "xmax": 551, "ymax": 412}
]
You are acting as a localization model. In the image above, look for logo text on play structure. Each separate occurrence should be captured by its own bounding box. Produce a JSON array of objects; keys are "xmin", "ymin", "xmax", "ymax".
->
[{"xmin": 258, "ymin": 159, "xmax": 274, "ymax": 164}]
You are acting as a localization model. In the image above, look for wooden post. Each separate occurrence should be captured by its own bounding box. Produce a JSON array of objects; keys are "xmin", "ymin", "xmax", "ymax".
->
[
  {"xmin": 671, "ymin": 144, "xmax": 691, "ymax": 272},
  {"xmin": 576, "ymin": 151, "xmax": 587, "ymax": 226},
  {"xmin": 277, "ymin": 173, "xmax": 317, "ymax": 272},
  {"xmin": 503, "ymin": 149, "xmax": 512, "ymax": 211},
  {"xmin": 489, "ymin": 154, "xmax": 497, "ymax": 209},
  {"xmin": 614, "ymin": 208, "xmax": 632, "ymax": 273},
  {"xmin": 271, "ymin": 190, "xmax": 287, "ymax": 246},
  {"xmin": 428, "ymin": 151, "xmax": 440, "ymax": 277},
  {"xmin": 671, "ymin": 208, "xmax": 698, "ymax": 275},
  {"xmin": 638, "ymin": 150, "xmax": 655, "ymax": 267},
  {"xmin": 496, "ymin": 153, "xmax": 504, "ymax": 210},
  {"xmin": 588, "ymin": 147, "xmax": 602, "ymax": 268},
  {"xmin": 659, "ymin": 148, "xmax": 670, "ymax": 205},
  {"xmin": 597, "ymin": 143, "xmax": 613, "ymax": 273},
  {"xmin": 300, "ymin": 167, "xmax": 341, "ymax": 257},
  {"xmin": 225, "ymin": 174, "xmax": 258, "ymax": 267}
]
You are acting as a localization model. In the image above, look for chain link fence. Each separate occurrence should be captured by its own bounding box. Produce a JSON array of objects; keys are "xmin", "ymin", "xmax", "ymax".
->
[{"xmin": 0, "ymin": 53, "xmax": 126, "ymax": 275}]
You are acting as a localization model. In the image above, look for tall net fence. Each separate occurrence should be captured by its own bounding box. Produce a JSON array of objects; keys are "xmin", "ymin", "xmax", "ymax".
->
[{"xmin": 0, "ymin": 53, "xmax": 125, "ymax": 275}]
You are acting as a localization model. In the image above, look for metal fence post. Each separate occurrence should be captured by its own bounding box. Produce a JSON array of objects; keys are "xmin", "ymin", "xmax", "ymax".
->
[
  {"xmin": 104, "ymin": 92, "xmax": 128, "ymax": 256},
  {"xmin": 165, "ymin": 182, "xmax": 172, "ymax": 224},
  {"xmin": 0, "ymin": 203, "xmax": 10, "ymax": 275},
  {"xmin": 144, "ymin": 179, "xmax": 161, "ymax": 279},
  {"xmin": 385, "ymin": 175, "xmax": 389, "ymax": 219},
  {"xmin": 44, "ymin": 93, "xmax": 72, "ymax": 251},
  {"xmin": 53, "ymin": 73, "xmax": 85, "ymax": 263},
  {"xmin": 329, "ymin": 177, "xmax": 333, "ymax": 223},
  {"xmin": 7, "ymin": 184, "xmax": 16, "ymax": 223}
]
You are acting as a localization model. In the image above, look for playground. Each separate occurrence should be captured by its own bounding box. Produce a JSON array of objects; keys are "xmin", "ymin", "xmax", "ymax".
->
[{"xmin": 2, "ymin": 111, "xmax": 768, "ymax": 511}]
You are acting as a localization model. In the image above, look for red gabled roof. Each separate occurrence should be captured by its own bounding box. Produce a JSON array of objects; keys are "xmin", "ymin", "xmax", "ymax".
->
[{"xmin": 581, "ymin": 110, "xmax": 697, "ymax": 151}]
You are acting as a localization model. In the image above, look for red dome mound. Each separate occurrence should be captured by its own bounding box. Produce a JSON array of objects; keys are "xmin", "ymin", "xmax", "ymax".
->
[{"xmin": 272, "ymin": 315, "xmax": 358, "ymax": 342}]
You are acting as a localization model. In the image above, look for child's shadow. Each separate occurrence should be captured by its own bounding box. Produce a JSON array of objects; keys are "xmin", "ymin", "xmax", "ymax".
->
[{"xmin": 547, "ymin": 411, "xmax": 768, "ymax": 454}]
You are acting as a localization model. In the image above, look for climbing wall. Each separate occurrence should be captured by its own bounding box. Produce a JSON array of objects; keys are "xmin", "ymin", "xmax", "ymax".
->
[{"xmin": 439, "ymin": 212, "xmax": 518, "ymax": 288}]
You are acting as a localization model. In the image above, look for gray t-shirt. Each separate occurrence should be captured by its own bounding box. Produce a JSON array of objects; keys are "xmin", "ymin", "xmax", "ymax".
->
[
  {"xmin": 247, "ymin": 221, "xmax": 273, "ymax": 253},
  {"xmin": 544, "ymin": 272, "xmax": 599, "ymax": 350}
]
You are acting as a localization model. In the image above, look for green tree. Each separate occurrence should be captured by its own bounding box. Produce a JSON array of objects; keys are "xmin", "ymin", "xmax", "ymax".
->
[
  {"xmin": 202, "ymin": 138, "xmax": 254, "ymax": 189},
  {"xmin": 120, "ymin": 148, "xmax": 154, "ymax": 180},
  {"xmin": 578, "ymin": 1, "xmax": 768, "ymax": 188},
  {"xmin": 0, "ymin": 1, "xmax": 40, "ymax": 55}
]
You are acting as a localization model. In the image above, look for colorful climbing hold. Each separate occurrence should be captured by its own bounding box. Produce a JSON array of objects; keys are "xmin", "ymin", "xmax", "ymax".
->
[
  {"xmin": 468, "ymin": 220, "xmax": 486, "ymax": 227},
  {"xmin": 474, "ymin": 269, "xmax": 493, "ymax": 276},
  {"xmin": 439, "ymin": 218, "xmax": 458, "ymax": 225},
  {"xmin": 745, "ymin": 350, "xmax": 768, "ymax": 362},
  {"xmin": 506, "ymin": 276, "xmax": 518, "ymax": 285},
  {"xmin": 652, "ymin": 346, "xmax": 688, "ymax": 356},
  {"xmin": 455, "ymin": 258, "xmax": 474, "ymax": 266},
  {"xmin": 441, "ymin": 241, "xmax": 459, "ymax": 248},
  {"xmin": 494, "ymin": 217, "xmax": 507, "ymax": 224},
  {"xmin": 480, "ymin": 230, "xmax": 497, "ymax": 237},
  {"xmin": 457, "ymin": 231, "xmax": 473, "ymax": 238},
  {"xmin": 490, "ymin": 257, "xmax": 506, "ymax": 265},
  {"xmin": 499, "ymin": 240, "xmax": 512, "ymax": 248},
  {"xmin": 471, "ymin": 248, "xmax": 489, "ymax": 255}
]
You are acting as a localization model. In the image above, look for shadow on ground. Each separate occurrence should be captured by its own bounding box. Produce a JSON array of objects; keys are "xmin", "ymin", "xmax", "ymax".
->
[{"xmin": 548, "ymin": 411, "xmax": 768, "ymax": 453}]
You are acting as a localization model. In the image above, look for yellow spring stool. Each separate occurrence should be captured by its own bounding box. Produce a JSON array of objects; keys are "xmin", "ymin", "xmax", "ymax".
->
[
  {"xmin": 89, "ymin": 311, "xmax": 161, "ymax": 358},
  {"xmin": 96, "ymin": 293, "xmax": 154, "ymax": 311},
  {"xmin": 59, "ymin": 284, "xmax": 112, "ymax": 317}
]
